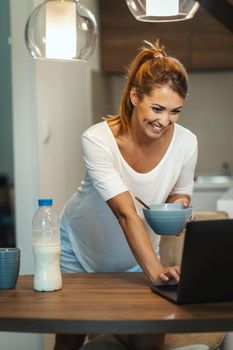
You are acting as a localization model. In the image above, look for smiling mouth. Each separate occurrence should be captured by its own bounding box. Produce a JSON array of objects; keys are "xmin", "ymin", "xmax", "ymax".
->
[{"xmin": 149, "ymin": 121, "xmax": 164, "ymax": 132}]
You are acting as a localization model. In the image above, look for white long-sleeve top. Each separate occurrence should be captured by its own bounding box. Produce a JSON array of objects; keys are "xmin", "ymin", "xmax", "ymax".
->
[{"xmin": 60, "ymin": 121, "xmax": 198, "ymax": 272}]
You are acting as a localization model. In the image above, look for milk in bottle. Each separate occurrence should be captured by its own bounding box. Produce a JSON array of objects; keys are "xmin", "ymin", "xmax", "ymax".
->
[{"xmin": 32, "ymin": 198, "xmax": 62, "ymax": 291}]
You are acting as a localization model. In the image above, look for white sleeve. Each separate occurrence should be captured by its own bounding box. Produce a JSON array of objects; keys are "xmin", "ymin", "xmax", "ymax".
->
[
  {"xmin": 170, "ymin": 140, "xmax": 198, "ymax": 196},
  {"xmin": 81, "ymin": 133, "xmax": 128, "ymax": 201}
]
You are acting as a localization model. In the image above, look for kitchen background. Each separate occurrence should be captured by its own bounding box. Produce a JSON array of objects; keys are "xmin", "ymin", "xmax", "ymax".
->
[{"xmin": 0, "ymin": 0, "xmax": 233, "ymax": 349}]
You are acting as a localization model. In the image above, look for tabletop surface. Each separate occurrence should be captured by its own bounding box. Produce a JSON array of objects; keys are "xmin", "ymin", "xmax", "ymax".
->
[{"xmin": 0, "ymin": 273, "xmax": 233, "ymax": 334}]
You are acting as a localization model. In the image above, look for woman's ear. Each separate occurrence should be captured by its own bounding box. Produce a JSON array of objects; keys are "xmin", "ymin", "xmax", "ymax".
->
[{"xmin": 130, "ymin": 87, "xmax": 138, "ymax": 106}]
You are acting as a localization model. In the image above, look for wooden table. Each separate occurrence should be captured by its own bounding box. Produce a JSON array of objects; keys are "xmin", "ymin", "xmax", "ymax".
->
[{"xmin": 0, "ymin": 273, "xmax": 233, "ymax": 334}]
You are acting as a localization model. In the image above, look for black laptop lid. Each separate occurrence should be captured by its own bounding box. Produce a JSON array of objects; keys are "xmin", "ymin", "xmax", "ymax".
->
[{"xmin": 176, "ymin": 219, "xmax": 233, "ymax": 304}]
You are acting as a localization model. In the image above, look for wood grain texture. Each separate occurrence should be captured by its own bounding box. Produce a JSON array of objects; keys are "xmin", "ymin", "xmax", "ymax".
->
[
  {"xmin": 99, "ymin": 0, "xmax": 233, "ymax": 73},
  {"xmin": 0, "ymin": 273, "xmax": 233, "ymax": 334}
]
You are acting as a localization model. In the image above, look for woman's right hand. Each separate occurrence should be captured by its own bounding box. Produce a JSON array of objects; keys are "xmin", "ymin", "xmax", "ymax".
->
[{"xmin": 152, "ymin": 264, "xmax": 181, "ymax": 286}]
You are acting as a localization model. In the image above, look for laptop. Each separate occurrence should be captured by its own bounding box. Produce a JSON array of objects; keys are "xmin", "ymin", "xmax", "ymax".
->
[{"xmin": 151, "ymin": 219, "xmax": 233, "ymax": 304}]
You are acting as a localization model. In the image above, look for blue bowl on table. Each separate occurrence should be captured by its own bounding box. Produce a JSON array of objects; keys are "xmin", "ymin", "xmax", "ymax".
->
[
  {"xmin": 143, "ymin": 204, "xmax": 193, "ymax": 236},
  {"xmin": 0, "ymin": 248, "xmax": 20, "ymax": 289}
]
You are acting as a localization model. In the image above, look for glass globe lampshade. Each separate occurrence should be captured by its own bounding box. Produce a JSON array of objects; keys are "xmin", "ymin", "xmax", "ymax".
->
[
  {"xmin": 126, "ymin": 0, "xmax": 200, "ymax": 22},
  {"xmin": 25, "ymin": 0, "xmax": 97, "ymax": 62}
]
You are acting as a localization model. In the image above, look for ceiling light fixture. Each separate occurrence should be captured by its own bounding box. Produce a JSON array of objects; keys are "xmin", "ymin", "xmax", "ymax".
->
[
  {"xmin": 126, "ymin": 0, "xmax": 200, "ymax": 22},
  {"xmin": 25, "ymin": 0, "xmax": 97, "ymax": 62}
]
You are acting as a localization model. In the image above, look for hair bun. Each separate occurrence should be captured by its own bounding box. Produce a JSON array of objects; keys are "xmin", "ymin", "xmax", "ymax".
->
[{"xmin": 153, "ymin": 52, "xmax": 164, "ymax": 59}]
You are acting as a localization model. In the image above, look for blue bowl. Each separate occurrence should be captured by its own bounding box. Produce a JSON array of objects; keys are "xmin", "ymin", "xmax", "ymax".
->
[
  {"xmin": 143, "ymin": 204, "xmax": 193, "ymax": 236},
  {"xmin": 0, "ymin": 248, "xmax": 20, "ymax": 289}
]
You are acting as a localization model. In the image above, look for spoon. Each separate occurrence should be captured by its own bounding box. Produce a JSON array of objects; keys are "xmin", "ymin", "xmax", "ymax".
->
[{"xmin": 135, "ymin": 196, "xmax": 150, "ymax": 210}]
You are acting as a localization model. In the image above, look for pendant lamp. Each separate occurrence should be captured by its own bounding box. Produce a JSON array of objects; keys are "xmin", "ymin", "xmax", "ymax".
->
[
  {"xmin": 126, "ymin": 0, "xmax": 200, "ymax": 22},
  {"xmin": 25, "ymin": 0, "xmax": 97, "ymax": 62}
]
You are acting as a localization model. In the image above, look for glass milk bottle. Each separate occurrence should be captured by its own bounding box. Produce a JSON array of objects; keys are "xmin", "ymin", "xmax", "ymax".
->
[{"xmin": 32, "ymin": 198, "xmax": 62, "ymax": 291}]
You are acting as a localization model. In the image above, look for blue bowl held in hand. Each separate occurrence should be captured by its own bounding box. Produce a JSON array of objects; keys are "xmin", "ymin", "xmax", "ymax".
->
[{"xmin": 143, "ymin": 203, "xmax": 193, "ymax": 236}]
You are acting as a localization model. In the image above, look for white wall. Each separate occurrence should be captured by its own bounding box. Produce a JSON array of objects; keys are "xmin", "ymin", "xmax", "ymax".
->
[
  {"xmin": 35, "ymin": 31, "xmax": 100, "ymax": 214},
  {"xmin": 181, "ymin": 71, "xmax": 233, "ymax": 174},
  {"xmin": 10, "ymin": 0, "xmax": 38, "ymax": 273}
]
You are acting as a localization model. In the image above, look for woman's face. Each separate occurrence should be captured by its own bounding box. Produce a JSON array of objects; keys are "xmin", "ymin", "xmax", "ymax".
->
[{"xmin": 130, "ymin": 85, "xmax": 184, "ymax": 140}]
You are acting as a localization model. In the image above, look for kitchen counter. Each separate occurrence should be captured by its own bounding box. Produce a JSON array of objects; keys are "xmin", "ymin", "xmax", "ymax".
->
[
  {"xmin": 217, "ymin": 187, "xmax": 233, "ymax": 218},
  {"xmin": 192, "ymin": 175, "xmax": 233, "ymax": 211}
]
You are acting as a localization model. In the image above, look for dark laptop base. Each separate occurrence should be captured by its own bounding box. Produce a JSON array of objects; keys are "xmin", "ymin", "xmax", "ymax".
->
[
  {"xmin": 151, "ymin": 284, "xmax": 179, "ymax": 304},
  {"xmin": 151, "ymin": 219, "xmax": 233, "ymax": 305}
]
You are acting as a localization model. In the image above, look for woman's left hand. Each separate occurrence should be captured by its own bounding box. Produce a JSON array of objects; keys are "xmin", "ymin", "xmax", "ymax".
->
[
  {"xmin": 166, "ymin": 194, "xmax": 193, "ymax": 236},
  {"xmin": 172, "ymin": 196, "xmax": 190, "ymax": 208}
]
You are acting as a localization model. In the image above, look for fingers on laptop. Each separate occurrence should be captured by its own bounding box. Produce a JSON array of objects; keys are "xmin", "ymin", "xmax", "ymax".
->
[{"xmin": 159, "ymin": 266, "xmax": 180, "ymax": 284}]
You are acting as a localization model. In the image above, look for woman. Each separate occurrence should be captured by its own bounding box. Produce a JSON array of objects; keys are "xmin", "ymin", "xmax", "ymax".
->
[{"xmin": 54, "ymin": 40, "xmax": 198, "ymax": 350}]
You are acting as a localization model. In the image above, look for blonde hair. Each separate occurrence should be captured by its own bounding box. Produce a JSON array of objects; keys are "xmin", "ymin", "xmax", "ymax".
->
[{"xmin": 107, "ymin": 39, "xmax": 189, "ymax": 136}]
